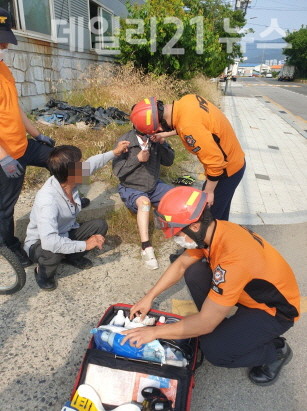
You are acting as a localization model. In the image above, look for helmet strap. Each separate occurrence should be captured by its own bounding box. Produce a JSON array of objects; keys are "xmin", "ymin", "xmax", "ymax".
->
[
  {"xmin": 181, "ymin": 206, "xmax": 213, "ymax": 249},
  {"xmin": 157, "ymin": 100, "xmax": 173, "ymax": 132}
]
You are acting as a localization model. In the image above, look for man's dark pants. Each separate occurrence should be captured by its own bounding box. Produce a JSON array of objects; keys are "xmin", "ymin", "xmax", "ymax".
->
[
  {"xmin": 184, "ymin": 259, "xmax": 293, "ymax": 368},
  {"xmin": 29, "ymin": 219, "xmax": 108, "ymax": 279},
  {"xmin": 0, "ymin": 140, "xmax": 52, "ymax": 249},
  {"xmin": 203, "ymin": 162, "xmax": 246, "ymax": 221}
]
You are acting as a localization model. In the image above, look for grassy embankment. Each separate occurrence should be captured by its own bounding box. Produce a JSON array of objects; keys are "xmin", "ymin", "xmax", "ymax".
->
[{"xmin": 25, "ymin": 64, "xmax": 221, "ymax": 245}]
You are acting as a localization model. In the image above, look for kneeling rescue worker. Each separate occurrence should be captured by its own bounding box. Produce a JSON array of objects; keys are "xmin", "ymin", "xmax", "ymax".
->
[{"xmin": 122, "ymin": 187, "xmax": 300, "ymax": 386}]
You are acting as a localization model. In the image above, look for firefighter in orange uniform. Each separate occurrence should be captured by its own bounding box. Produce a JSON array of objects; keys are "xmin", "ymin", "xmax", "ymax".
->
[
  {"xmin": 122, "ymin": 187, "xmax": 300, "ymax": 386},
  {"xmin": 130, "ymin": 95, "xmax": 246, "ymax": 221}
]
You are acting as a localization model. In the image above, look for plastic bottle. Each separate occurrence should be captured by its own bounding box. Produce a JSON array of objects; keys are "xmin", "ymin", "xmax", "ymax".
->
[
  {"xmin": 91, "ymin": 328, "xmax": 165, "ymax": 363},
  {"xmin": 164, "ymin": 347, "xmax": 188, "ymax": 367},
  {"xmin": 109, "ymin": 310, "xmax": 126, "ymax": 326},
  {"xmin": 156, "ymin": 316, "xmax": 166, "ymax": 326}
]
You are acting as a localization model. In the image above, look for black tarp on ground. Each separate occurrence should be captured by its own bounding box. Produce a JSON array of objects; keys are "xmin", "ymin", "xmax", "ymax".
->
[{"xmin": 31, "ymin": 99, "xmax": 129, "ymax": 129}]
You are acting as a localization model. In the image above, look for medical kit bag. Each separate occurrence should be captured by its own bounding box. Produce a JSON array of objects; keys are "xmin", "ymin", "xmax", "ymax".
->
[{"xmin": 68, "ymin": 303, "xmax": 202, "ymax": 411}]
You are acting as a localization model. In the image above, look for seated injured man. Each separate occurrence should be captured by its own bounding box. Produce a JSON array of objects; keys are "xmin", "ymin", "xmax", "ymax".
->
[{"xmin": 24, "ymin": 141, "xmax": 129, "ymax": 291}]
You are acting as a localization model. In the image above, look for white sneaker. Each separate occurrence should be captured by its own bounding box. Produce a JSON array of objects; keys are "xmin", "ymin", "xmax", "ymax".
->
[{"xmin": 141, "ymin": 246, "xmax": 159, "ymax": 270}]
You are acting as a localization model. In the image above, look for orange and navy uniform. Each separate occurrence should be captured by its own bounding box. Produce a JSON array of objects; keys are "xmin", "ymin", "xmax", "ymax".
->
[
  {"xmin": 187, "ymin": 220, "xmax": 300, "ymax": 321},
  {"xmin": 172, "ymin": 94, "xmax": 245, "ymax": 181},
  {"xmin": 0, "ymin": 61, "xmax": 27, "ymax": 159}
]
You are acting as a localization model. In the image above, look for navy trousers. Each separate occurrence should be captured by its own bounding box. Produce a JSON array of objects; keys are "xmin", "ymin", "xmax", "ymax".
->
[
  {"xmin": 184, "ymin": 259, "xmax": 293, "ymax": 368},
  {"xmin": 203, "ymin": 161, "xmax": 246, "ymax": 220},
  {"xmin": 0, "ymin": 139, "xmax": 53, "ymax": 249}
]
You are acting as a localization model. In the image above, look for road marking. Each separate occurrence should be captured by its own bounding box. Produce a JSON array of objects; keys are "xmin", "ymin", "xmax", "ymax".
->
[{"xmin": 262, "ymin": 95, "xmax": 307, "ymax": 124}]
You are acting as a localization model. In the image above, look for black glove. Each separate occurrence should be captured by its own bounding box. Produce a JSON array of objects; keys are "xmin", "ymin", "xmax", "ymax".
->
[
  {"xmin": 0, "ymin": 155, "xmax": 24, "ymax": 178},
  {"xmin": 35, "ymin": 134, "xmax": 55, "ymax": 147}
]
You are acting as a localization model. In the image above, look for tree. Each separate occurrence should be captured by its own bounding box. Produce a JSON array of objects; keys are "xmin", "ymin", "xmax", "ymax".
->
[
  {"xmin": 283, "ymin": 27, "xmax": 307, "ymax": 78},
  {"xmin": 118, "ymin": 0, "xmax": 246, "ymax": 79}
]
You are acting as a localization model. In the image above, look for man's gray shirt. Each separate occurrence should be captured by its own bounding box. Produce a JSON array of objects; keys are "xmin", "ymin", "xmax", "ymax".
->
[
  {"xmin": 112, "ymin": 130, "xmax": 174, "ymax": 192},
  {"xmin": 24, "ymin": 151, "xmax": 115, "ymax": 255}
]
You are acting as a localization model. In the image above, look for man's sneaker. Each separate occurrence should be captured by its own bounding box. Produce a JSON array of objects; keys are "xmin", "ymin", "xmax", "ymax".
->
[
  {"xmin": 13, "ymin": 247, "xmax": 32, "ymax": 268},
  {"xmin": 248, "ymin": 339, "xmax": 293, "ymax": 386},
  {"xmin": 141, "ymin": 246, "xmax": 158, "ymax": 270}
]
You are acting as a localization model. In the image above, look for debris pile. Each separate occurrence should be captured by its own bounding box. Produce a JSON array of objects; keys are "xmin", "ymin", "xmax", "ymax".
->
[{"xmin": 32, "ymin": 99, "xmax": 129, "ymax": 129}]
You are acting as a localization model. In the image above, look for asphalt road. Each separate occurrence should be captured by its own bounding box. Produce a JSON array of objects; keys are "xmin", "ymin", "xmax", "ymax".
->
[{"xmin": 226, "ymin": 77, "xmax": 307, "ymax": 123}]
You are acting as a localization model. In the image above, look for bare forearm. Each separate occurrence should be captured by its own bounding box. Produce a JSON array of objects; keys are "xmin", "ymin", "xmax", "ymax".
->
[
  {"xmin": 0, "ymin": 145, "xmax": 8, "ymax": 160},
  {"xmin": 20, "ymin": 108, "xmax": 40, "ymax": 137},
  {"xmin": 204, "ymin": 179, "xmax": 218, "ymax": 193},
  {"xmin": 155, "ymin": 313, "xmax": 213, "ymax": 339}
]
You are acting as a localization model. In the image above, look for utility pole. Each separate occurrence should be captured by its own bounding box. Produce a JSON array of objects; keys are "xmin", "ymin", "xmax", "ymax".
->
[{"xmin": 234, "ymin": 0, "xmax": 252, "ymax": 16}]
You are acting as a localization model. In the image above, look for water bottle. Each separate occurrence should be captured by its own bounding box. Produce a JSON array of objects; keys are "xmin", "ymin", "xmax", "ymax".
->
[{"xmin": 91, "ymin": 329, "xmax": 165, "ymax": 363}]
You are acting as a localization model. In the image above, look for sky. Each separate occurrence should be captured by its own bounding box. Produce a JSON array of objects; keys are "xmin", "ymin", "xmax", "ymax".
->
[{"xmin": 243, "ymin": 0, "xmax": 307, "ymax": 40}]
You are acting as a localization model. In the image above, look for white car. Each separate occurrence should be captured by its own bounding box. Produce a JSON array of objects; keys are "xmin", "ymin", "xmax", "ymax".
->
[{"xmin": 266, "ymin": 73, "xmax": 273, "ymax": 78}]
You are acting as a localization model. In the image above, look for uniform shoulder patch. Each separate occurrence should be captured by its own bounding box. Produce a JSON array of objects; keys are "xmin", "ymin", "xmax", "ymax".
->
[
  {"xmin": 184, "ymin": 135, "xmax": 196, "ymax": 147},
  {"xmin": 212, "ymin": 265, "xmax": 226, "ymax": 286}
]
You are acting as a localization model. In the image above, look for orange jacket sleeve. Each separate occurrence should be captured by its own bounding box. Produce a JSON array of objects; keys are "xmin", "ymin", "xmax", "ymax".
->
[{"xmin": 180, "ymin": 123, "xmax": 228, "ymax": 180}]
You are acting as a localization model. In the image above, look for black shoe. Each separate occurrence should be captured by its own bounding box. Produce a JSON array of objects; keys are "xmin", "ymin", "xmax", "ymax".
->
[
  {"xmin": 13, "ymin": 247, "xmax": 32, "ymax": 268},
  {"xmin": 81, "ymin": 197, "xmax": 90, "ymax": 209},
  {"xmin": 248, "ymin": 340, "xmax": 293, "ymax": 386},
  {"xmin": 34, "ymin": 267, "xmax": 57, "ymax": 291},
  {"xmin": 64, "ymin": 256, "xmax": 93, "ymax": 269},
  {"xmin": 169, "ymin": 248, "xmax": 185, "ymax": 263}
]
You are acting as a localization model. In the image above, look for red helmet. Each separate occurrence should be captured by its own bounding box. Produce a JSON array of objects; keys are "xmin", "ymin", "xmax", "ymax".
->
[
  {"xmin": 130, "ymin": 97, "xmax": 160, "ymax": 135},
  {"xmin": 155, "ymin": 187, "xmax": 208, "ymax": 238}
]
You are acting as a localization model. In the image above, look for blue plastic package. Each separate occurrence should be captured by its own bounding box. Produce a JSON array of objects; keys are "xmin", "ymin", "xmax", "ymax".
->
[{"xmin": 91, "ymin": 328, "xmax": 165, "ymax": 363}]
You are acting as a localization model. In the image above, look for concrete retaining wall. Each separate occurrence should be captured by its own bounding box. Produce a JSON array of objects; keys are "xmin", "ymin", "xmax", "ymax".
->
[{"xmin": 6, "ymin": 36, "xmax": 114, "ymax": 112}]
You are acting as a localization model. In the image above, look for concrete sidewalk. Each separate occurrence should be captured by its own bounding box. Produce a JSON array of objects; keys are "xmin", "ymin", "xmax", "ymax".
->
[{"xmin": 224, "ymin": 95, "xmax": 307, "ymax": 225}]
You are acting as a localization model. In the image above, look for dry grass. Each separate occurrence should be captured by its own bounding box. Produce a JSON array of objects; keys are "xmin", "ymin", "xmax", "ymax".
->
[
  {"xmin": 24, "ymin": 64, "xmax": 221, "ymax": 243},
  {"xmin": 60, "ymin": 63, "xmax": 221, "ymax": 111}
]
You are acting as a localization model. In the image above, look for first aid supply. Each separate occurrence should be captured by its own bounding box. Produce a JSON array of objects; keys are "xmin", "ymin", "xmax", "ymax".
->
[{"xmin": 91, "ymin": 328, "xmax": 165, "ymax": 364}]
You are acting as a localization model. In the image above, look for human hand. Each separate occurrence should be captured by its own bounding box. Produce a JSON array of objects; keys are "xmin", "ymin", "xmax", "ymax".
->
[
  {"xmin": 0, "ymin": 156, "xmax": 24, "ymax": 178},
  {"xmin": 204, "ymin": 191, "xmax": 214, "ymax": 207},
  {"xmin": 85, "ymin": 234, "xmax": 105, "ymax": 250},
  {"xmin": 150, "ymin": 130, "xmax": 176, "ymax": 143},
  {"xmin": 137, "ymin": 149, "xmax": 150, "ymax": 162},
  {"xmin": 129, "ymin": 295, "xmax": 153, "ymax": 320},
  {"xmin": 113, "ymin": 140, "xmax": 130, "ymax": 156},
  {"xmin": 36, "ymin": 134, "xmax": 55, "ymax": 147},
  {"xmin": 121, "ymin": 326, "xmax": 157, "ymax": 348}
]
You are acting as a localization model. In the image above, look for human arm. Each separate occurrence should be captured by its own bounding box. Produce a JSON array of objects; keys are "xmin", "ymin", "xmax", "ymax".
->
[
  {"xmin": 122, "ymin": 297, "xmax": 232, "ymax": 347},
  {"xmin": 129, "ymin": 252, "xmax": 198, "ymax": 321},
  {"xmin": 182, "ymin": 124, "xmax": 228, "ymax": 180},
  {"xmin": 86, "ymin": 141, "xmax": 130, "ymax": 175},
  {"xmin": 150, "ymin": 130, "xmax": 177, "ymax": 143},
  {"xmin": 112, "ymin": 136, "xmax": 144, "ymax": 179},
  {"xmin": 203, "ymin": 180, "xmax": 218, "ymax": 207},
  {"xmin": 36, "ymin": 198, "xmax": 86, "ymax": 254},
  {"xmin": 19, "ymin": 107, "xmax": 55, "ymax": 147}
]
